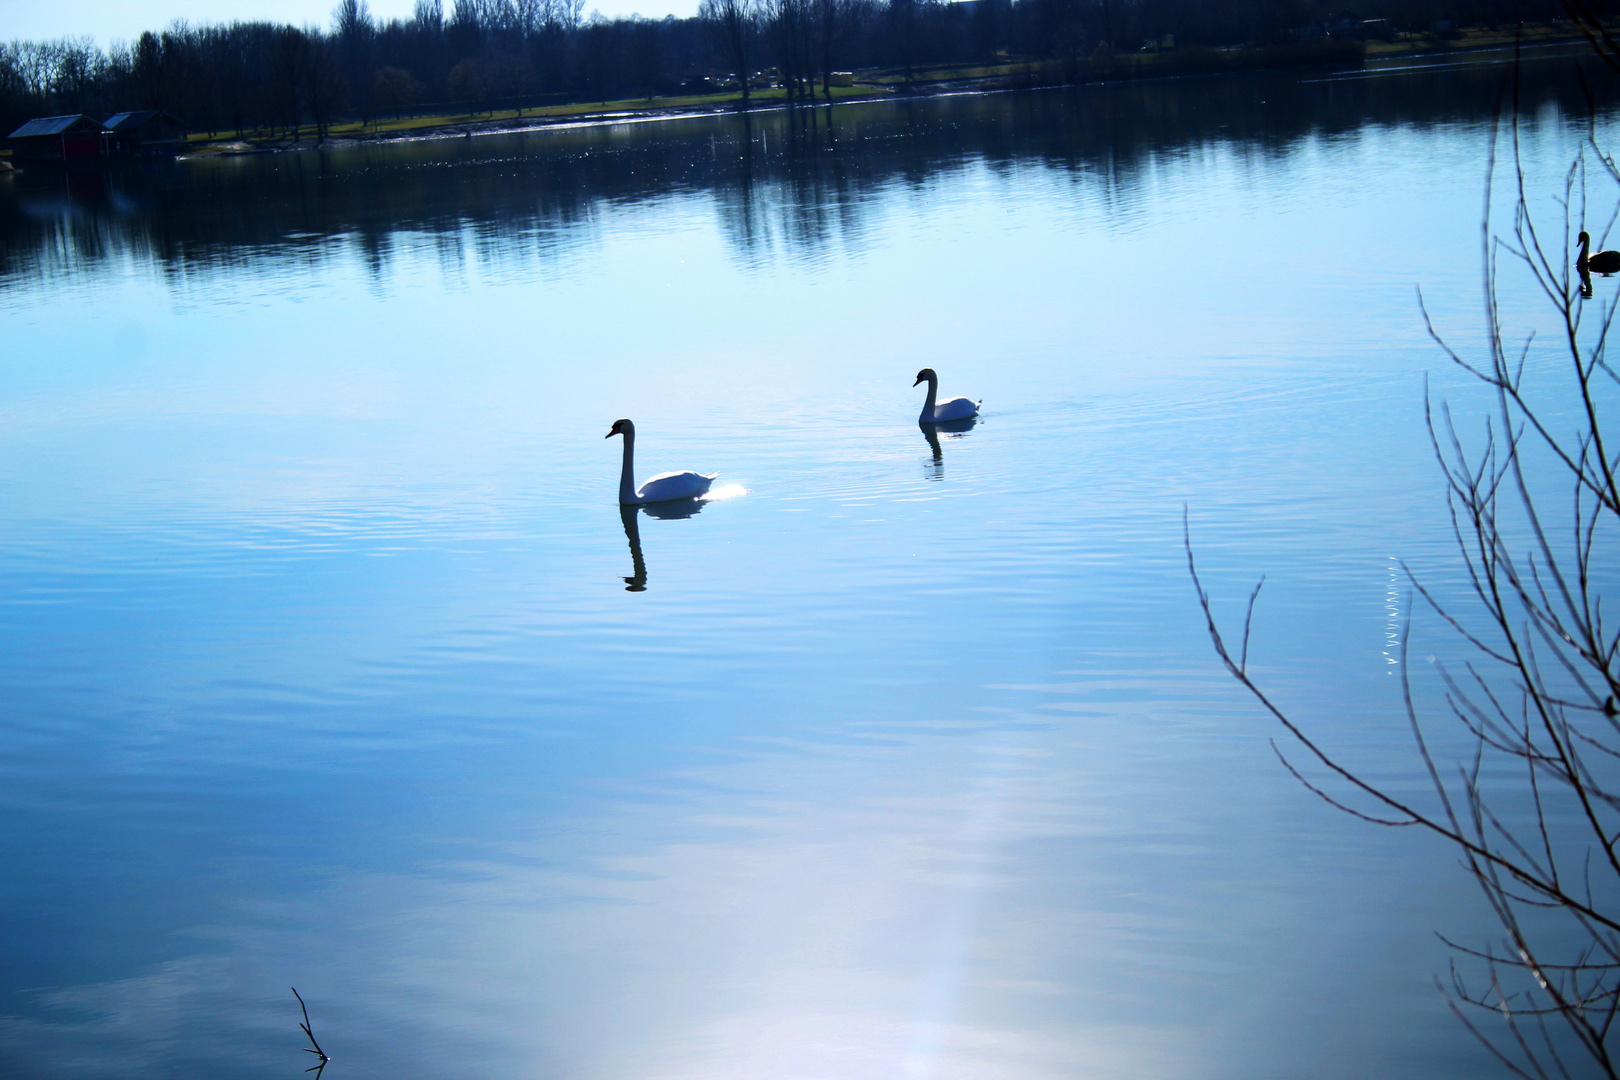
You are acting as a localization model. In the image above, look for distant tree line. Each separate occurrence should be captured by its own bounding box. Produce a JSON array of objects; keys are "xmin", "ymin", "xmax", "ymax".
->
[
  {"xmin": 0, "ymin": 0, "xmax": 1574, "ymax": 139},
  {"xmin": 1, "ymin": 26, "xmax": 1599, "ymax": 283}
]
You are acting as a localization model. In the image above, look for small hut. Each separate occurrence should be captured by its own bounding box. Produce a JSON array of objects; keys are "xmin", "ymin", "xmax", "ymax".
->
[
  {"xmin": 5, "ymin": 115, "xmax": 107, "ymax": 161},
  {"xmin": 103, "ymin": 111, "xmax": 188, "ymax": 156}
]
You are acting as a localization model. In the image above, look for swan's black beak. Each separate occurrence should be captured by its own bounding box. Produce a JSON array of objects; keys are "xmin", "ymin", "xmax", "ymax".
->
[
  {"xmin": 605, "ymin": 429, "xmax": 619, "ymax": 438},
  {"xmin": 912, "ymin": 376, "xmax": 923, "ymax": 387}
]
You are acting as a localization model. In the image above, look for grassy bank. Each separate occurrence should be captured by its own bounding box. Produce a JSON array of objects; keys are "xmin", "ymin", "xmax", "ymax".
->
[
  {"xmin": 1365, "ymin": 19, "xmax": 1604, "ymax": 57},
  {"xmin": 183, "ymin": 84, "xmax": 883, "ymax": 153}
]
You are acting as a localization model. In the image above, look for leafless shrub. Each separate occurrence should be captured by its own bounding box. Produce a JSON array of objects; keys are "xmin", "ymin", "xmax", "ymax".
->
[{"xmin": 1188, "ymin": 72, "xmax": 1620, "ymax": 1079}]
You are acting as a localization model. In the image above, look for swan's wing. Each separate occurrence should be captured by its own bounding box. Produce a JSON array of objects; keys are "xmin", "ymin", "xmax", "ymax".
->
[{"xmin": 636, "ymin": 470, "xmax": 716, "ymax": 502}]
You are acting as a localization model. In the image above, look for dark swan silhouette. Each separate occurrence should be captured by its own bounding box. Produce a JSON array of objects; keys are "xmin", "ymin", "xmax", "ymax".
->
[{"xmin": 1578, "ymin": 231, "xmax": 1620, "ymax": 274}]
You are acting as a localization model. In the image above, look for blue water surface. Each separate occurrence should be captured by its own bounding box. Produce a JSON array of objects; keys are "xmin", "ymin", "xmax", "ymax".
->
[{"xmin": 2, "ymin": 45, "xmax": 1618, "ymax": 1080}]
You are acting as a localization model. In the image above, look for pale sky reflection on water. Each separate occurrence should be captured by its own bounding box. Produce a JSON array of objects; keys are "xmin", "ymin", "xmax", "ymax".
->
[{"xmin": 1, "ymin": 51, "xmax": 1618, "ymax": 1080}]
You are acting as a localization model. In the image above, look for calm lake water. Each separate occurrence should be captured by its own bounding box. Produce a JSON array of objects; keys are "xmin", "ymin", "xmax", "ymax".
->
[{"xmin": 3, "ymin": 44, "xmax": 1619, "ymax": 1080}]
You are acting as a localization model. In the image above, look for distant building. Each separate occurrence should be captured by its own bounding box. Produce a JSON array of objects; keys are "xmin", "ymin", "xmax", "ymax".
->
[
  {"xmin": 5, "ymin": 115, "xmax": 107, "ymax": 161},
  {"xmin": 103, "ymin": 111, "xmax": 188, "ymax": 157}
]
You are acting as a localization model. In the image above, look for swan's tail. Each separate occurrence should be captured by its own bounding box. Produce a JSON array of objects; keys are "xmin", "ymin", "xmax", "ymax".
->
[{"xmin": 704, "ymin": 471, "xmax": 721, "ymax": 480}]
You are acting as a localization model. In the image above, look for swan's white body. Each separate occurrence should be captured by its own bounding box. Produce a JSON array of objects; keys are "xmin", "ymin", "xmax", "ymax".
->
[
  {"xmin": 914, "ymin": 367, "xmax": 980, "ymax": 424},
  {"xmin": 607, "ymin": 419, "xmax": 718, "ymax": 504},
  {"xmin": 633, "ymin": 469, "xmax": 717, "ymax": 503}
]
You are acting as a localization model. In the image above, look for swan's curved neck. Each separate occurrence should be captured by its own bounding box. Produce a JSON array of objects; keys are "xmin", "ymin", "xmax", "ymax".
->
[
  {"xmin": 920, "ymin": 373, "xmax": 938, "ymax": 421},
  {"xmin": 1580, "ymin": 234, "xmax": 1592, "ymax": 267},
  {"xmin": 618, "ymin": 430, "xmax": 639, "ymax": 504}
]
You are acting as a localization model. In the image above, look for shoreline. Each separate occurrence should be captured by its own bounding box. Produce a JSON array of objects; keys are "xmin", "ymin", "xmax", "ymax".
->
[
  {"xmin": 185, "ymin": 89, "xmax": 903, "ymax": 157},
  {"xmin": 51, "ymin": 30, "xmax": 1605, "ymax": 161}
]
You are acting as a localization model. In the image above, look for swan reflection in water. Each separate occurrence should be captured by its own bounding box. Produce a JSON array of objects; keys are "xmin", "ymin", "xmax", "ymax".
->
[
  {"xmin": 616, "ymin": 484, "xmax": 746, "ymax": 591},
  {"xmin": 920, "ymin": 415, "xmax": 979, "ymax": 480}
]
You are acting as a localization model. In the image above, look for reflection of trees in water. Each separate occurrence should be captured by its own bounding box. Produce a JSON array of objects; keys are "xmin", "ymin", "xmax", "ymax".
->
[
  {"xmin": 713, "ymin": 103, "xmax": 868, "ymax": 268},
  {"xmin": 1, "ymin": 52, "xmax": 1613, "ymax": 286}
]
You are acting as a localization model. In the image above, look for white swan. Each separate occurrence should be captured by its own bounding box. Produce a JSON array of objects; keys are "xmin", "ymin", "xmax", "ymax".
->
[
  {"xmin": 606, "ymin": 418, "xmax": 718, "ymax": 504},
  {"xmin": 913, "ymin": 367, "xmax": 981, "ymax": 424}
]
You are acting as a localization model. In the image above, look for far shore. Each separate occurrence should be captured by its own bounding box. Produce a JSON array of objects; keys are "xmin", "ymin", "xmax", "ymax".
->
[{"xmin": 7, "ymin": 20, "xmax": 1591, "ymax": 162}]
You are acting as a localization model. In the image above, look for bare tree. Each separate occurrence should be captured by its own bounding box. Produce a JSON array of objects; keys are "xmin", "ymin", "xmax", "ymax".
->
[
  {"xmin": 699, "ymin": 0, "xmax": 759, "ymax": 108},
  {"xmin": 413, "ymin": 0, "xmax": 445, "ymax": 36},
  {"xmin": 53, "ymin": 37, "xmax": 99, "ymax": 113},
  {"xmin": 885, "ymin": 0, "xmax": 920, "ymax": 86},
  {"xmin": 270, "ymin": 26, "xmax": 310, "ymax": 138},
  {"xmin": 546, "ymin": 0, "xmax": 586, "ymax": 33},
  {"xmin": 1562, "ymin": 0, "xmax": 1620, "ymax": 73},
  {"xmin": 514, "ymin": 0, "xmax": 546, "ymax": 35},
  {"xmin": 814, "ymin": 0, "xmax": 867, "ymax": 99},
  {"xmin": 1188, "ymin": 97, "xmax": 1620, "ymax": 1077},
  {"xmin": 305, "ymin": 36, "xmax": 345, "ymax": 139},
  {"xmin": 373, "ymin": 64, "xmax": 421, "ymax": 117},
  {"xmin": 334, "ymin": 0, "xmax": 377, "ymax": 126},
  {"xmin": 334, "ymin": 0, "xmax": 372, "ymax": 38},
  {"xmin": 132, "ymin": 31, "xmax": 166, "ymax": 110},
  {"xmin": 765, "ymin": 0, "xmax": 815, "ymax": 99},
  {"xmin": 446, "ymin": 54, "xmax": 491, "ymax": 110}
]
